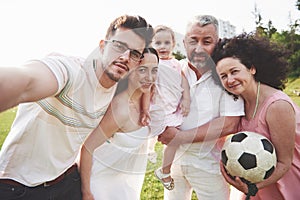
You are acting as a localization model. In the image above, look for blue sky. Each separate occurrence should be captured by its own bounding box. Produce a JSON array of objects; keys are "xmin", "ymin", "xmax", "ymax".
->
[{"xmin": 0, "ymin": 0, "xmax": 299, "ymax": 66}]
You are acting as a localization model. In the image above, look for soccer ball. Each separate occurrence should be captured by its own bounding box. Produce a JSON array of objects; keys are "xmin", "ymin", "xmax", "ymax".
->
[{"xmin": 221, "ymin": 131, "xmax": 277, "ymax": 183}]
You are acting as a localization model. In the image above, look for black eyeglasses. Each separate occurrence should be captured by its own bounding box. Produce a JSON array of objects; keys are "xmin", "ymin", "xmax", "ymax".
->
[{"xmin": 105, "ymin": 40, "xmax": 143, "ymax": 62}]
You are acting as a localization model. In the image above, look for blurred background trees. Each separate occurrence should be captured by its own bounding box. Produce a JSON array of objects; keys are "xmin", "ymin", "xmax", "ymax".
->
[
  {"xmin": 173, "ymin": 1, "xmax": 300, "ymax": 78},
  {"xmin": 254, "ymin": 0, "xmax": 300, "ymax": 78}
]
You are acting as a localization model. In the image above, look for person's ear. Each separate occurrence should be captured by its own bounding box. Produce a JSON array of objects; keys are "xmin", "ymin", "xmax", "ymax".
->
[
  {"xmin": 250, "ymin": 65, "xmax": 256, "ymax": 75},
  {"xmin": 99, "ymin": 40, "xmax": 105, "ymax": 53}
]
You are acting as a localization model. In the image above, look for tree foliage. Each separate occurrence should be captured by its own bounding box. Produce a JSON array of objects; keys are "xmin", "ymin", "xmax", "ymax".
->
[
  {"xmin": 253, "ymin": 2, "xmax": 300, "ymax": 77},
  {"xmin": 172, "ymin": 50, "xmax": 186, "ymax": 60}
]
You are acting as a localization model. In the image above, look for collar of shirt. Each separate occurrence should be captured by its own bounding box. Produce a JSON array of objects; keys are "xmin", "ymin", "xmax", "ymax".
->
[
  {"xmin": 181, "ymin": 60, "xmax": 212, "ymax": 87},
  {"xmin": 187, "ymin": 62, "xmax": 202, "ymax": 80}
]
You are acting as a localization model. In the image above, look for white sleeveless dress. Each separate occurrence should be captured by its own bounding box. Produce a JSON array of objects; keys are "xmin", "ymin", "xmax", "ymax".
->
[{"xmin": 90, "ymin": 126, "xmax": 150, "ymax": 200}]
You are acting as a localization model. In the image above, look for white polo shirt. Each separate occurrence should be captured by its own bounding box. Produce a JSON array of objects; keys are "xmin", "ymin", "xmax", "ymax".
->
[{"xmin": 175, "ymin": 59, "xmax": 244, "ymax": 174}]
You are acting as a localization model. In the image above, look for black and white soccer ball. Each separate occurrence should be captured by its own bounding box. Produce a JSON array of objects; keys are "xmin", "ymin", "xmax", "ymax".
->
[{"xmin": 221, "ymin": 131, "xmax": 277, "ymax": 183}]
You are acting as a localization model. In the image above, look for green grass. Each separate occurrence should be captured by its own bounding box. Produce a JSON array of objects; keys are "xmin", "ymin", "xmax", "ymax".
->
[
  {"xmin": 0, "ymin": 107, "xmax": 17, "ymax": 149},
  {"xmin": 1, "ymin": 78, "xmax": 299, "ymax": 199},
  {"xmin": 284, "ymin": 78, "xmax": 300, "ymax": 106},
  {"xmin": 140, "ymin": 143, "xmax": 198, "ymax": 200},
  {"xmin": 141, "ymin": 143, "xmax": 165, "ymax": 200}
]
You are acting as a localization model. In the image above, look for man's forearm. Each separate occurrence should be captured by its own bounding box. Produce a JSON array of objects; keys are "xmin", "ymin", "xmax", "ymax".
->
[{"xmin": 180, "ymin": 116, "xmax": 240, "ymax": 144}]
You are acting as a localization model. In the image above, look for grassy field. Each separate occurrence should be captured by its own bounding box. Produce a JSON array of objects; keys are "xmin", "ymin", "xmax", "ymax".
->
[
  {"xmin": 0, "ymin": 78, "xmax": 299, "ymax": 199},
  {"xmin": 284, "ymin": 78, "xmax": 300, "ymax": 105},
  {"xmin": 0, "ymin": 107, "xmax": 17, "ymax": 148}
]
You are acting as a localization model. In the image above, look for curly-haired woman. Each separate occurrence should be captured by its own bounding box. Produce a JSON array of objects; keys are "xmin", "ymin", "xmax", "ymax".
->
[{"xmin": 212, "ymin": 33, "xmax": 300, "ymax": 200}]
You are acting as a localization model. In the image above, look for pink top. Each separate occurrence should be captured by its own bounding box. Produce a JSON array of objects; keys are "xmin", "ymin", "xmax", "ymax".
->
[
  {"xmin": 149, "ymin": 58, "xmax": 184, "ymax": 136},
  {"xmin": 239, "ymin": 91, "xmax": 300, "ymax": 200}
]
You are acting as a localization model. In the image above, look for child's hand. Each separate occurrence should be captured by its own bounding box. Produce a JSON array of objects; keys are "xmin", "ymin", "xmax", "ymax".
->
[
  {"xmin": 180, "ymin": 98, "xmax": 190, "ymax": 117},
  {"xmin": 140, "ymin": 111, "xmax": 151, "ymax": 126}
]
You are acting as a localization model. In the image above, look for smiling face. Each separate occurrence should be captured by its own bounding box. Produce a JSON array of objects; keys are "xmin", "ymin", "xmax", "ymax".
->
[
  {"xmin": 152, "ymin": 30, "xmax": 175, "ymax": 60},
  {"xmin": 216, "ymin": 57, "xmax": 256, "ymax": 95},
  {"xmin": 128, "ymin": 52, "xmax": 159, "ymax": 94},
  {"xmin": 100, "ymin": 28, "xmax": 146, "ymax": 83},
  {"xmin": 184, "ymin": 23, "xmax": 218, "ymax": 72}
]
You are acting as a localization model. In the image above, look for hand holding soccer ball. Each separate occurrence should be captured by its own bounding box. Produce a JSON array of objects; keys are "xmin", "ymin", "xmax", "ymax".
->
[{"xmin": 221, "ymin": 131, "xmax": 277, "ymax": 184}]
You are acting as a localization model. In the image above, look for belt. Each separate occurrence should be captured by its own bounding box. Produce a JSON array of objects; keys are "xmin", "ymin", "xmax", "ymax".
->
[{"xmin": 0, "ymin": 164, "xmax": 78, "ymax": 187}]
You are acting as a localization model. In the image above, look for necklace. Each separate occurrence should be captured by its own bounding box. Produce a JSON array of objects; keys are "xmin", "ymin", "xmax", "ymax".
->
[{"xmin": 252, "ymin": 82, "xmax": 260, "ymax": 119}]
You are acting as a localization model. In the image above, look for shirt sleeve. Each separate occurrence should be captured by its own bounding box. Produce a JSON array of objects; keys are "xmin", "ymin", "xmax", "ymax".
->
[
  {"xmin": 38, "ymin": 54, "xmax": 69, "ymax": 96},
  {"xmin": 220, "ymin": 91, "xmax": 245, "ymax": 117}
]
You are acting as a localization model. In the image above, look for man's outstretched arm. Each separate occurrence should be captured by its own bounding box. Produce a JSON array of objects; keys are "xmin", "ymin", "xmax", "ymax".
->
[
  {"xmin": 0, "ymin": 61, "xmax": 59, "ymax": 112},
  {"xmin": 158, "ymin": 116, "xmax": 240, "ymax": 146}
]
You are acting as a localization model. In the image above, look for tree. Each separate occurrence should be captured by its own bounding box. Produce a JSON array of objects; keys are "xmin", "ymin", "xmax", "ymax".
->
[
  {"xmin": 285, "ymin": 4, "xmax": 300, "ymax": 77},
  {"xmin": 266, "ymin": 20, "xmax": 277, "ymax": 38},
  {"xmin": 252, "ymin": 2, "xmax": 300, "ymax": 77},
  {"xmin": 252, "ymin": 4, "xmax": 277, "ymax": 38},
  {"xmin": 252, "ymin": 4, "xmax": 266, "ymax": 37},
  {"xmin": 172, "ymin": 51, "xmax": 186, "ymax": 60},
  {"xmin": 272, "ymin": 30, "xmax": 300, "ymax": 77}
]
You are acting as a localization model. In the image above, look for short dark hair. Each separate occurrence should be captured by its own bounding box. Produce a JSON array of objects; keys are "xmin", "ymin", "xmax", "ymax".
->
[{"xmin": 105, "ymin": 15, "xmax": 154, "ymax": 47}]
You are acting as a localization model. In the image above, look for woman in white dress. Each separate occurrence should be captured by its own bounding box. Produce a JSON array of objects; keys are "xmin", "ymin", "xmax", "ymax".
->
[{"xmin": 79, "ymin": 47, "xmax": 159, "ymax": 200}]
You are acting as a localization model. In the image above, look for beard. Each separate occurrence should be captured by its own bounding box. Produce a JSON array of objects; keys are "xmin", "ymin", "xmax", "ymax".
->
[
  {"xmin": 189, "ymin": 52, "xmax": 215, "ymax": 71},
  {"xmin": 104, "ymin": 68, "xmax": 121, "ymax": 82},
  {"xmin": 190, "ymin": 60, "xmax": 207, "ymax": 69},
  {"xmin": 102, "ymin": 60, "xmax": 130, "ymax": 83}
]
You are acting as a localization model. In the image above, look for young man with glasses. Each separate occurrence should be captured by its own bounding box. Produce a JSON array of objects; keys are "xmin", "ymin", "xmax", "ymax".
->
[
  {"xmin": 104, "ymin": 40, "xmax": 144, "ymax": 63},
  {"xmin": 0, "ymin": 14, "xmax": 153, "ymax": 200}
]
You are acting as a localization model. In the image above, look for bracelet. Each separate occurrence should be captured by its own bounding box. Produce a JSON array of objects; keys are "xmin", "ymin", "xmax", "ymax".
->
[{"xmin": 245, "ymin": 182, "xmax": 258, "ymax": 200}]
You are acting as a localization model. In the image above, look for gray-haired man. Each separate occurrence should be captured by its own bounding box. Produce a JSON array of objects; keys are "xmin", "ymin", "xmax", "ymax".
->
[{"xmin": 158, "ymin": 15, "xmax": 244, "ymax": 200}]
